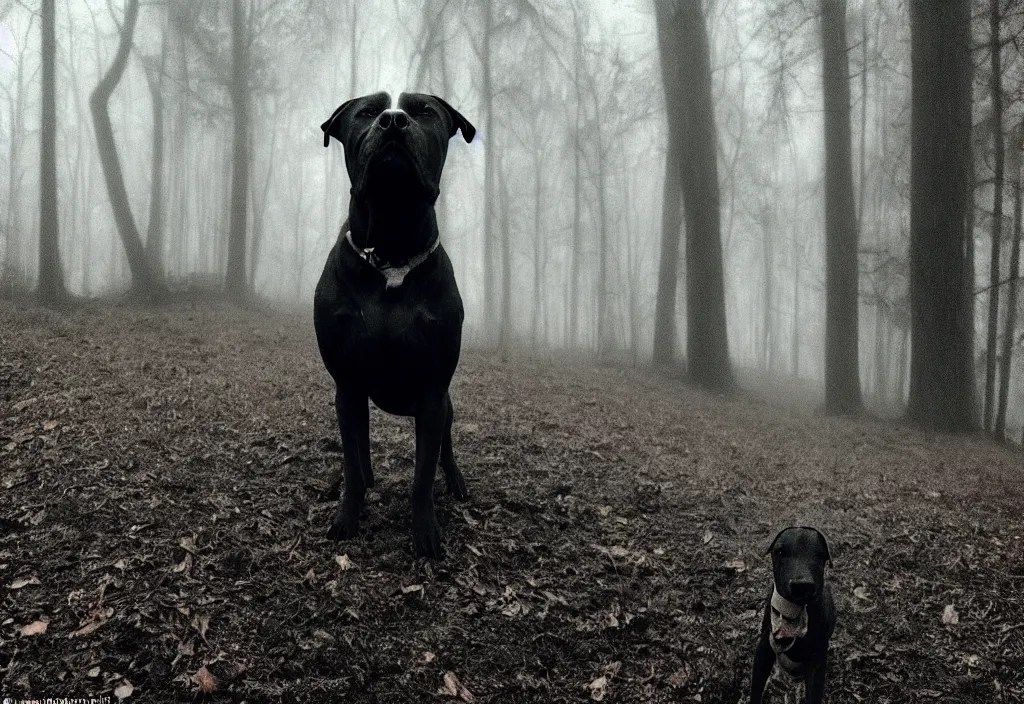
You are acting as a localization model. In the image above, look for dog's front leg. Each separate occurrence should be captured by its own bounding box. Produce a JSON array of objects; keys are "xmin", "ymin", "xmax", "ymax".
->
[
  {"xmin": 327, "ymin": 385, "xmax": 370, "ymax": 541},
  {"xmin": 749, "ymin": 635, "xmax": 775, "ymax": 704},
  {"xmin": 412, "ymin": 393, "xmax": 445, "ymax": 558},
  {"xmin": 803, "ymin": 653, "xmax": 827, "ymax": 704}
]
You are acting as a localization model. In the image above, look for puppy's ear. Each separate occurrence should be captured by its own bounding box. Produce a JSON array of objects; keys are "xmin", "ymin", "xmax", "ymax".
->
[
  {"xmin": 811, "ymin": 528, "xmax": 833, "ymax": 567},
  {"xmin": 321, "ymin": 99, "xmax": 355, "ymax": 148},
  {"xmin": 432, "ymin": 96, "xmax": 476, "ymax": 142},
  {"xmin": 764, "ymin": 527, "xmax": 789, "ymax": 555}
]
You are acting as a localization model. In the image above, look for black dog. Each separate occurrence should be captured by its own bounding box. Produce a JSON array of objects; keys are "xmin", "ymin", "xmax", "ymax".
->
[
  {"xmin": 750, "ymin": 526, "xmax": 836, "ymax": 703},
  {"xmin": 314, "ymin": 92, "xmax": 475, "ymax": 558}
]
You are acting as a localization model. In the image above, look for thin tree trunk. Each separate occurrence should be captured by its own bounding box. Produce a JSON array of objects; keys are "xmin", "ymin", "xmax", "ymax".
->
[
  {"xmin": 224, "ymin": 0, "xmax": 250, "ymax": 298},
  {"xmin": 90, "ymin": 0, "xmax": 162, "ymax": 298},
  {"xmin": 38, "ymin": 0, "xmax": 67, "ymax": 303},
  {"xmin": 145, "ymin": 14, "xmax": 167, "ymax": 278},
  {"xmin": 498, "ymin": 152, "xmax": 512, "ymax": 356},
  {"xmin": 569, "ymin": 6, "xmax": 584, "ymax": 349},
  {"xmin": 984, "ymin": 0, "xmax": 1005, "ymax": 431},
  {"xmin": 995, "ymin": 122, "xmax": 1022, "ymax": 441},
  {"xmin": 481, "ymin": 0, "xmax": 496, "ymax": 342},
  {"xmin": 821, "ymin": 0, "xmax": 863, "ymax": 413},
  {"xmin": 653, "ymin": 137, "xmax": 683, "ymax": 367},
  {"xmin": 532, "ymin": 148, "xmax": 543, "ymax": 347},
  {"xmin": 907, "ymin": 0, "xmax": 975, "ymax": 431}
]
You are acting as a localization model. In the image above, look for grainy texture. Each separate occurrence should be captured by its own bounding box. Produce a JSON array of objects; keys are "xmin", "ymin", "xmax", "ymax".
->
[{"xmin": 0, "ymin": 302, "xmax": 1021, "ymax": 703}]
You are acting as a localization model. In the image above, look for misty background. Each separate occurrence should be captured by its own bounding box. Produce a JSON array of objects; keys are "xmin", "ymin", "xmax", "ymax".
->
[{"xmin": 0, "ymin": 0, "xmax": 1020, "ymax": 434}]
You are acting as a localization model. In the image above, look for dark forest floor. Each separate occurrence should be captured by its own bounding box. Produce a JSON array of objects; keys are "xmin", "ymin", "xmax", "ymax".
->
[{"xmin": 1, "ymin": 301, "xmax": 1022, "ymax": 703}]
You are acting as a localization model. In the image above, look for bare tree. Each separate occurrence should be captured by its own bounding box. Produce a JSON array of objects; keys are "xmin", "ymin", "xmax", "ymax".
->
[
  {"xmin": 224, "ymin": 0, "xmax": 250, "ymax": 298},
  {"xmin": 983, "ymin": 0, "xmax": 1006, "ymax": 431},
  {"xmin": 995, "ymin": 121, "xmax": 1023, "ymax": 441},
  {"xmin": 91, "ymin": 0, "xmax": 165, "ymax": 299},
  {"xmin": 821, "ymin": 0, "xmax": 862, "ymax": 413},
  {"xmin": 657, "ymin": 0, "xmax": 732, "ymax": 391},
  {"xmin": 908, "ymin": 0, "xmax": 975, "ymax": 431},
  {"xmin": 37, "ymin": 0, "xmax": 67, "ymax": 303}
]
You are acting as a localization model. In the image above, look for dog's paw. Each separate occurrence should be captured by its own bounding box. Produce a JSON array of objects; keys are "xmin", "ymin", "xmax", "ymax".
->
[
  {"xmin": 442, "ymin": 463, "xmax": 469, "ymax": 502},
  {"xmin": 412, "ymin": 513, "xmax": 443, "ymax": 559},
  {"xmin": 326, "ymin": 511, "xmax": 359, "ymax": 541}
]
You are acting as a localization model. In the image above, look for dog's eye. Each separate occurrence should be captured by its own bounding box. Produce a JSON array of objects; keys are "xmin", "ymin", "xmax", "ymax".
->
[
  {"xmin": 412, "ymin": 105, "xmax": 434, "ymax": 117},
  {"xmin": 357, "ymin": 108, "xmax": 377, "ymax": 118}
]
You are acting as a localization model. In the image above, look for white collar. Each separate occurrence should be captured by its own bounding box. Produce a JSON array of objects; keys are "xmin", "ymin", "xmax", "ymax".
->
[
  {"xmin": 344, "ymin": 230, "xmax": 439, "ymax": 289},
  {"xmin": 769, "ymin": 585, "xmax": 809, "ymax": 655}
]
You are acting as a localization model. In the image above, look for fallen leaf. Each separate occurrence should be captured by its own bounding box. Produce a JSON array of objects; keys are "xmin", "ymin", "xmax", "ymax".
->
[
  {"xmin": 87, "ymin": 666, "xmax": 101, "ymax": 678},
  {"xmin": 70, "ymin": 607, "xmax": 113, "ymax": 638},
  {"xmin": 665, "ymin": 667, "xmax": 689, "ymax": 687},
  {"xmin": 438, "ymin": 671, "xmax": 474, "ymax": 701},
  {"xmin": 114, "ymin": 679, "xmax": 134, "ymax": 699},
  {"xmin": 9, "ymin": 576, "xmax": 41, "ymax": 589},
  {"xmin": 172, "ymin": 553, "xmax": 192, "ymax": 574},
  {"xmin": 853, "ymin": 586, "xmax": 870, "ymax": 601},
  {"xmin": 423, "ymin": 651, "xmax": 436, "ymax": 663},
  {"xmin": 20, "ymin": 618, "xmax": 49, "ymax": 636},
  {"xmin": 192, "ymin": 614, "xmax": 210, "ymax": 642},
  {"xmin": 942, "ymin": 604, "xmax": 959, "ymax": 625},
  {"xmin": 334, "ymin": 554, "xmax": 354, "ymax": 570},
  {"xmin": 179, "ymin": 536, "xmax": 198, "ymax": 554},
  {"xmin": 702, "ymin": 531, "xmax": 713, "ymax": 545},
  {"xmin": 193, "ymin": 666, "xmax": 217, "ymax": 693},
  {"xmin": 401, "ymin": 584, "xmax": 423, "ymax": 594},
  {"xmin": 588, "ymin": 675, "xmax": 608, "ymax": 701},
  {"xmin": 723, "ymin": 558, "xmax": 746, "ymax": 571},
  {"xmin": 43, "ymin": 420, "xmax": 59, "ymax": 431}
]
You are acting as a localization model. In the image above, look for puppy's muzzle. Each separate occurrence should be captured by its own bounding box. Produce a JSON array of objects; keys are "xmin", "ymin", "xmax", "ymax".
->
[{"xmin": 376, "ymin": 109, "xmax": 409, "ymax": 134}]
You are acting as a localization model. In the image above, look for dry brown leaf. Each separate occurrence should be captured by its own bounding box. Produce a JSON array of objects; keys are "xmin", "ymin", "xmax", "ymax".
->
[
  {"xmin": 172, "ymin": 553, "xmax": 192, "ymax": 574},
  {"xmin": 588, "ymin": 675, "xmax": 608, "ymax": 701},
  {"xmin": 70, "ymin": 607, "xmax": 112, "ymax": 638},
  {"xmin": 334, "ymin": 554, "xmax": 354, "ymax": 570},
  {"xmin": 942, "ymin": 604, "xmax": 959, "ymax": 625},
  {"xmin": 87, "ymin": 666, "xmax": 101, "ymax": 678},
  {"xmin": 192, "ymin": 614, "xmax": 210, "ymax": 642},
  {"xmin": 193, "ymin": 666, "xmax": 217, "ymax": 693},
  {"xmin": 438, "ymin": 672, "xmax": 474, "ymax": 701},
  {"xmin": 423, "ymin": 651, "xmax": 436, "ymax": 663},
  {"xmin": 853, "ymin": 585, "xmax": 870, "ymax": 601},
  {"xmin": 401, "ymin": 584, "xmax": 423, "ymax": 594},
  {"xmin": 9, "ymin": 576, "xmax": 41, "ymax": 589},
  {"xmin": 20, "ymin": 618, "xmax": 49, "ymax": 636},
  {"xmin": 114, "ymin": 679, "xmax": 134, "ymax": 699},
  {"xmin": 43, "ymin": 419, "xmax": 59, "ymax": 431}
]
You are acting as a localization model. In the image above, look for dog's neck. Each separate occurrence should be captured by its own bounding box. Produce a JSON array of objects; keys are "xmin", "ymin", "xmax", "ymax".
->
[{"xmin": 347, "ymin": 194, "xmax": 438, "ymax": 266}]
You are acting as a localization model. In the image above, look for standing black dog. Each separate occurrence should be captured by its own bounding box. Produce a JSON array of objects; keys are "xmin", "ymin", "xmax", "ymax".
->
[
  {"xmin": 314, "ymin": 92, "xmax": 475, "ymax": 558},
  {"xmin": 750, "ymin": 526, "xmax": 836, "ymax": 703}
]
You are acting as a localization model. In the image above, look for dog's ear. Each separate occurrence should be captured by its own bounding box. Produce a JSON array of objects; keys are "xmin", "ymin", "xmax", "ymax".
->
[
  {"xmin": 321, "ymin": 100, "xmax": 354, "ymax": 147},
  {"xmin": 763, "ymin": 527, "xmax": 789, "ymax": 556},
  {"xmin": 431, "ymin": 96, "xmax": 476, "ymax": 143},
  {"xmin": 321, "ymin": 99, "xmax": 356, "ymax": 148},
  {"xmin": 811, "ymin": 527, "xmax": 833, "ymax": 567}
]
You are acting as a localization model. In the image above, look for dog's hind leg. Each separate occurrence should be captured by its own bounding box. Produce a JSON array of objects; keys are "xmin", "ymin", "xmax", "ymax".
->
[
  {"xmin": 327, "ymin": 386, "xmax": 370, "ymax": 541},
  {"xmin": 440, "ymin": 392, "xmax": 468, "ymax": 501}
]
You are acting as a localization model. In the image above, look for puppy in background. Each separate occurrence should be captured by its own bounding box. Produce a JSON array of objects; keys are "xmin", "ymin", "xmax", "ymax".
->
[{"xmin": 749, "ymin": 526, "xmax": 836, "ymax": 704}]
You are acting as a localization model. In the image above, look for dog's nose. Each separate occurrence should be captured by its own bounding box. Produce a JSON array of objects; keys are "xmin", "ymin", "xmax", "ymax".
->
[
  {"xmin": 788, "ymin": 579, "xmax": 816, "ymax": 600},
  {"xmin": 376, "ymin": 109, "xmax": 409, "ymax": 132}
]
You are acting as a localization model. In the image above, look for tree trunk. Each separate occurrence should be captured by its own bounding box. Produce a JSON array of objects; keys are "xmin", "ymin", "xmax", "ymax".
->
[
  {"xmin": 38, "ymin": 0, "xmax": 67, "ymax": 303},
  {"xmin": 652, "ymin": 34, "xmax": 684, "ymax": 368},
  {"xmin": 498, "ymin": 152, "xmax": 512, "ymax": 357},
  {"xmin": 145, "ymin": 15, "xmax": 168, "ymax": 279},
  {"xmin": 658, "ymin": 0, "xmax": 732, "ymax": 391},
  {"xmin": 907, "ymin": 0, "xmax": 975, "ymax": 431},
  {"xmin": 821, "ymin": 0, "xmax": 863, "ymax": 413},
  {"xmin": 90, "ymin": 0, "xmax": 163, "ymax": 299},
  {"xmin": 481, "ymin": 0, "xmax": 496, "ymax": 342},
  {"xmin": 532, "ymin": 148, "xmax": 544, "ymax": 347},
  {"xmin": 224, "ymin": 0, "xmax": 250, "ymax": 298},
  {"xmin": 994, "ymin": 122, "xmax": 1022, "ymax": 441},
  {"xmin": 568, "ymin": 8, "xmax": 584, "ymax": 350},
  {"xmin": 983, "ymin": 0, "xmax": 1005, "ymax": 431}
]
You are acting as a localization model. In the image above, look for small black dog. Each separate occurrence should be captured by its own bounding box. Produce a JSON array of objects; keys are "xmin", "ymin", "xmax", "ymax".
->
[
  {"xmin": 314, "ymin": 92, "xmax": 475, "ymax": 558},
  {"xmin": 749, "ymin": 526, "xmax": 836, "ymax": 703}
]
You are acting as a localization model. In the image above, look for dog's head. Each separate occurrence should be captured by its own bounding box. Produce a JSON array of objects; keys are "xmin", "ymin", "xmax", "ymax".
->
[
  {"xmin": 321, "ymin": 92, "xmax": 475, "ymax": 205},
  {"xmin": 764, "ymin": 526, "xmax": 832, "ymax": 606}
]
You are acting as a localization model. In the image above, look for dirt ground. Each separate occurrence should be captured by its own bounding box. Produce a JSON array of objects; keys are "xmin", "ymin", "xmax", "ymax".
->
[{"xmin": 1, "ymin": 301, "xmax": 1022, "ymax": 703}]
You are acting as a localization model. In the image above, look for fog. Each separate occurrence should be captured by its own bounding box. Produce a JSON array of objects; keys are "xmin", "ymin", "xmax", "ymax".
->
[{"xmin": 1, "ymin": 0, "xmax": 1021, "ymax": 434}]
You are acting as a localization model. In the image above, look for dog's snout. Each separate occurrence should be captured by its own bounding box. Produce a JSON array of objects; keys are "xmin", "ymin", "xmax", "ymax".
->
[
  {"xmin": 376, "ymin": 109, "xmax": 409, "ymax": 132},
  {"xmin": 788, "ymin": 579, "xmax": 816, "ymax": 600}
]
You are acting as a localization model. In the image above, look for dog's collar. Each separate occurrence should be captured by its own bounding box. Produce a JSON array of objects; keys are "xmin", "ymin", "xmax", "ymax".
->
[
  {"xmin": 769, "ymin": 586, "xmax": 809, "ymax": 656},
  {"xmin": 344, "ymin": 230, "xmax": 439, "ymax": 289}
]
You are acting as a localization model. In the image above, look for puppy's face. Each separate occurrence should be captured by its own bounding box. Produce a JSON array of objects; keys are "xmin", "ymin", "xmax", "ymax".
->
[
  {"xmin": 766, "ymin": 527, "xmax": 831, "ymax": 605},
  {"xmin": 321, "ymin": 92, "xmax": 475, "ymax": 204}
]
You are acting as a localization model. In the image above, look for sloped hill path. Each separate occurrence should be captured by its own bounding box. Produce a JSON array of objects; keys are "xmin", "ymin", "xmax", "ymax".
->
[{"xmin": 1, "ymin": 301, "xmax": 1022, "ymax": 703}]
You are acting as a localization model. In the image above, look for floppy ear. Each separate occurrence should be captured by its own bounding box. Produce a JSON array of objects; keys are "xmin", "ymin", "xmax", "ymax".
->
[
  {"xmin": 321, "ymin": 99, "xmax": 355, "ymax": 148},
  {"xmin": 810, "ymin": 527, "xmax": 833, "ymax": 567},
  {"xmin": 764, "ymin": 527, "xmax": 789, "ymax": 555},
  {"xmin": 432, "ymin": 96, "xmax": 476, "ymax": 142}
]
